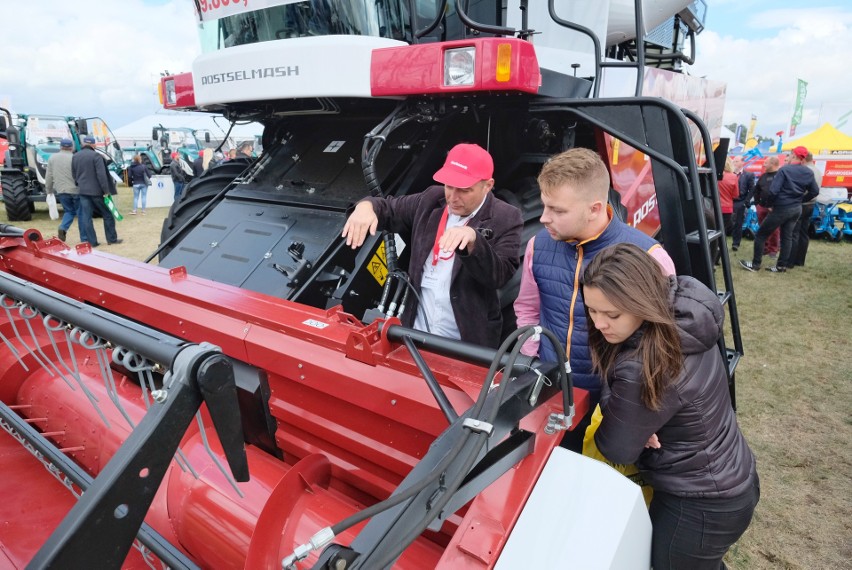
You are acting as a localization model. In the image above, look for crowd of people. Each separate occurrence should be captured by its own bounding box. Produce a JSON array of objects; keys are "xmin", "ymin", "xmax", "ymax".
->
[
  {"xmin": 736, "ymin": 145, "xmax": 820, "ymax": 273},
  {"xmin": 44, "ymin": 140, "xmax": 255, "ymax": 245},
  {"xmin": 45, "ymin": 137, "xmax": 763, "ymax": 567}
]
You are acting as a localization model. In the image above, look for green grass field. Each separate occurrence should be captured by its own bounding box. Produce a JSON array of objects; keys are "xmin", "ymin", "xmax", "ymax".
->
[{"xmin": 3, "ymin": 188, "xmax": 851, "ymax": 569}]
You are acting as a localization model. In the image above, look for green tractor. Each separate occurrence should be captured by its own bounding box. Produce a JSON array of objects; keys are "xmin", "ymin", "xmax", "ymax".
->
[
  {"xmin": 0, "ymin": 108, "xmax": 124, "ymax": 221},
  {"xmin": 125, "ymin": 125, "xmax": 211, "ymax": 176}
]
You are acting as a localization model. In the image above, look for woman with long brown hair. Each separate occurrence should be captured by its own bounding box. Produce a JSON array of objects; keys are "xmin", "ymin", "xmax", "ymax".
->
[{"xmin": 582, "ymin": 243, "xmax": 758, "ymax": 570}]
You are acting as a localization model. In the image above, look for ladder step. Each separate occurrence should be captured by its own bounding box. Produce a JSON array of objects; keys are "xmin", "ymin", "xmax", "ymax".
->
[
  {"xmin": 686, "ymin": 229, "xmax": 723, "ymax": 243},
  {"xmin": 726, "ymin": 349, "xmax": 742, "ymax": 380}
]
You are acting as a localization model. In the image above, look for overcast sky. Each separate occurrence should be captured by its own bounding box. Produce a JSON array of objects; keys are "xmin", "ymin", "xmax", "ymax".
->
[
  {"xmin": 1, "ymin": 0, "xmax": 850, "ymax": 141},
  {"xmin": 686, "ymin": 0, "xmax": 852, "ymax": 139}
]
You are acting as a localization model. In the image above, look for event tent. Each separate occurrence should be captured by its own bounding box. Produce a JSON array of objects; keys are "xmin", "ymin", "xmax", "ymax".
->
[
  {"xmin": 113, "ymin": 111, "xmax": 263, "ymax": 147},
  {"xmin": 782, "ymin": 123, "xmax": 852, "ymax": 154}
]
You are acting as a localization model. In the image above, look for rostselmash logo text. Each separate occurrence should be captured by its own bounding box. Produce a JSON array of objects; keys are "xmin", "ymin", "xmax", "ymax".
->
[{"xmin": 201, "ymin": 66, "xmax": 299, "ymax": 85}]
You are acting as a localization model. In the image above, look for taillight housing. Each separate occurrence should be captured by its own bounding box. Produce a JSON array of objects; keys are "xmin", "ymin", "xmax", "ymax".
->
[{"xmin": 372, "ymin": 38, "xmax": 541, "ymax": 96}]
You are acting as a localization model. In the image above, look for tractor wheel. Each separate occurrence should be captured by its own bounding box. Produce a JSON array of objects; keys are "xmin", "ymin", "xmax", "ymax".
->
[
  {"xmin": 1, "ymin": 172, "xmax": 33, "ymax": 221},
  {"xmin": 158, "ymin": 161, "xmax": 247, "ymax": 259}
]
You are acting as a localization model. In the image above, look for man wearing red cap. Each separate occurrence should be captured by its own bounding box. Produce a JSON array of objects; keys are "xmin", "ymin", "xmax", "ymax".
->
[
  {"xmin": 342, "ymin": 143, "xmax": 522, "ymax": 348},
  {"xmin": 740, "ymin": 145, "xmax": 819, "ymax": 273},
  {"xmin": 169, "ymin": 151, "xmax": 190, "ymax": 201}
]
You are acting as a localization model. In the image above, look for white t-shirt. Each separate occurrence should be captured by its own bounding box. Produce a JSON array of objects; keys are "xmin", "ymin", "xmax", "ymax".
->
[{"xmin": 413, "ymin": 198, "xmax": 486, "ymax": 338}]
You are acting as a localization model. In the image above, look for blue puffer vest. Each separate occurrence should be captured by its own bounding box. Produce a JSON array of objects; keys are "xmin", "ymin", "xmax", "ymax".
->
[{"xmin": 533, "ymin": 217, "xmax": 661, "ymax": 400}]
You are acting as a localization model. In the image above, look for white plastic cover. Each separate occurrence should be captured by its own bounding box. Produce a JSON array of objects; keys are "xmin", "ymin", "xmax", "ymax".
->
[{"xmin": 495, "ymin": 447, "xmax": 652, "ymax": 570}]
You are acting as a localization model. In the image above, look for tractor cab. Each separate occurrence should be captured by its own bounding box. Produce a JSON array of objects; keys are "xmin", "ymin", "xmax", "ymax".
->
[
  {"xmin": 76, "ymin": 116, "xmax": 124, "ymax": 168},
  {"xmin": 19, "ymin": 115, "xmax": 73, "ymax": 184},
  {"xmin": 153, "ymin": 126, "xmax": 211, "ymax": 167}
]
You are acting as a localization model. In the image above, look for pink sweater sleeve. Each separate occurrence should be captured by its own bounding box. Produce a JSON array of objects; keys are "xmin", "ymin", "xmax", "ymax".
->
[
  {"xmin": 649, "ymin": 244, "xmax": 676, "ymax": 276},
  {"xmin": 514, "ymin": 239, "xmax": 541, "ymax": 356}
]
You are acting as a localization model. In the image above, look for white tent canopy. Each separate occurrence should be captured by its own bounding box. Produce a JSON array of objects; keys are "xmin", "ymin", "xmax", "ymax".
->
[{"xmin": 113, "ymin": 111, "xmax": 263, "ymax": 148}]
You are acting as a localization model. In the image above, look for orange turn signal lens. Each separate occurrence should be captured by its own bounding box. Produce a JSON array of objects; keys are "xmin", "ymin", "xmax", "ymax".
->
[{"xmin": 496, "ymin": 43, "xmax": 512, "ymax": 82}]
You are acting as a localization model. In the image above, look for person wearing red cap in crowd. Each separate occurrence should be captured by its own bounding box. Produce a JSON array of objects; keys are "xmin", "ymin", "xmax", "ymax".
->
[
  {"xmin": 341, "ymin": 143, "xmax": 522, "ymax": 348},
  {"xmin": 514, "ymin": 148, "xmax": 676, "ymax": 410},
  {"xmin": 168, "ymin": 150, "xmax": 190, "ymax": 201},
  {"xmin": 740, "ymin": 145, "xmax": 819, "ymax": 273},
  {"xmin": 789, "ymin": 151, "xmax": 821, "ymax": 267}
]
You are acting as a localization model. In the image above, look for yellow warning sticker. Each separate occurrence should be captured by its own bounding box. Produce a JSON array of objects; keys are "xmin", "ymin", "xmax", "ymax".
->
[
  {"xmin": 367, "ymin": 254, "xmax": 387, "ymax": 285},
  {"xmin": 376, "ymin": 241, "xmax": 387, "ymax": 265}
]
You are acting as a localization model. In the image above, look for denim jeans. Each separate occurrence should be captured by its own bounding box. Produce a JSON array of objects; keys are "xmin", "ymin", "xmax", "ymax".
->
[
  {"xmin": 174, "ymin": 181, "xmax": 185, "ymax": 201},
  {"xmin": 132, "ymin": 184, "xmax": 148, "ymax": 212},
  {"xmin": 78, "ymin": 195, "xmax": 118, "ymax": 246},
  {"xmin": 752, "ymin": 204, "xmax": 801, "ymax": 268},
  {"xmin": 56, "ymin": 193, "xmax": 79, "ymax": 233},
  {"xmin": 650, "ymin": 473, "xmax": 760, "ymax": 570}
]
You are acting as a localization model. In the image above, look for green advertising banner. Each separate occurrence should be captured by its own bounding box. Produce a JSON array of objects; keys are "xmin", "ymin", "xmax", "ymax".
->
[{"xmin": 790, "ymin": 79, "xmax": 808, "ymax": 137}]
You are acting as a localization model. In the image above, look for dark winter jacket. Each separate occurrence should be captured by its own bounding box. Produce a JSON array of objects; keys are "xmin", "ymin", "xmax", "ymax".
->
[
  {"xmin": 71, "ymin": 146, "xmax": 111, "ymax": 197},
  {"xmin": 768, "ymin": 163, "xmax": 819, "ymax": 208},
  {"xmin": 734, "ymin": 170, "xmax": 756, "ymax": 205},
  {"xmin": 128, "ymin": 163, "xmax": 149, "ymax": 186},
  {"xmin": 595, "ymin": 276, "xmax": 756, "ymax": 499},
  {"xmin": 753, "ymin": 170, "xmax": 778, "ymax": 207},
  {"xmin": 170, "ymin": 159, "xmax": 188, "ymax": 183},
  {"xmin": 192, "ymin": 156, "xmax": 204, "ymax": 178},
  {"xmin": 365, "ymin": 185, "xmax": 522, "ymax": 348}
]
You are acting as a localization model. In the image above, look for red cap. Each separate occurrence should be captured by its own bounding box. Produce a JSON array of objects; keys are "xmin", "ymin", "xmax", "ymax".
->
[
  {"xmin": 433, "ymin": 143, "xmax": 494, "ymax": 188},
  {"xmin": 791, "ymin": 146, "xmax": 808, "ymax": 159}
]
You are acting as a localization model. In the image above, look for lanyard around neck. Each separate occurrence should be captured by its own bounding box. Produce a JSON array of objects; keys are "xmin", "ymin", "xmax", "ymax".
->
[{"xmin": 431, "ymin": 206, "xmax": 451, "ymax": 266}]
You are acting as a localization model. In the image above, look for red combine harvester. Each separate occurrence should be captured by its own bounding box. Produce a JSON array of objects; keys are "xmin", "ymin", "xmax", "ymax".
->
[{"xmin": 0, "ymin": 1, "xmax": 743, "ymax": 568}]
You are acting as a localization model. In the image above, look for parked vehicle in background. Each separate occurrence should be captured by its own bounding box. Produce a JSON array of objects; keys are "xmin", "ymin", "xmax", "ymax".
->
[{"xmin": 0, "ymin": 108, "xmax": 123, "ymax": 220}]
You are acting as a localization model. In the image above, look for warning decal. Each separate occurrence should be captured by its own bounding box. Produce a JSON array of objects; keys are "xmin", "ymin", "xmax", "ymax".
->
[{"xmin": 367, "ymin": 242, "xmax": 388, "ymax": 285}]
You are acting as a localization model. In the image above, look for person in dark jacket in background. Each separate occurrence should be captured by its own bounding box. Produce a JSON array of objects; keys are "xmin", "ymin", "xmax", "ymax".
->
[
  {"xmin": 584, "ymin": 243, "xmax": 759, "ymax": 570},
  {"xmin": 740, "ymin": 145, "xmax": 819, "ymax": 273},
  {"xmin": 71, "ymin": 136, "xmax": 122, "ymax": 247},
  {"xmin": 169, "ymin": 151, "xmax": 189, "ymax": 200},
  {"xmin": 752, "ymin": 156, "xmax": 781, "ymax": 258},
  {"xmin": 127, "ymin": 154, "xmax": 150, "ymax": 215},
  {"xmin": 191, "ymin": 153, "xmax": 204, "ymax": 178},
  {"xmin": 790, "ymin": 151, "xmax": 821, "ymax": 267},
  {"xmin": 730, "ymin": 156, "xmax": 756, "ymax": 251},
  {"xmin": 236, "ymin": 141, "xmax": 254, "ymax": 159}
]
